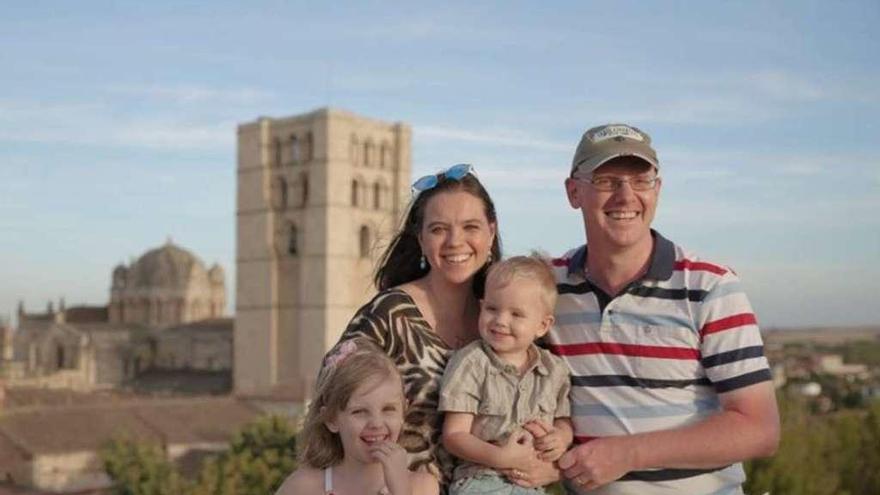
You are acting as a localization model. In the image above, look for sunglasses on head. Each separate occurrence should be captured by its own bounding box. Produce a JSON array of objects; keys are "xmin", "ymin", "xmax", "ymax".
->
[{"xmin": 411, "ymin": 163, "xmax": 476, "ymax": 199}]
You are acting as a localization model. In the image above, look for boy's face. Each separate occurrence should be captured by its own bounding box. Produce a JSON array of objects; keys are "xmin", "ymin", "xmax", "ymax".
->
[{"xmin": 479, "ymin": 276, "xmax": 554, "ymax": 361}]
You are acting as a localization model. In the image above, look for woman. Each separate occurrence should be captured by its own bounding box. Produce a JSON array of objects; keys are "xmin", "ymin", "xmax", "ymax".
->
[{"xmin": 325, "ymin": 163, "xmax": 501, "ymax": 492}]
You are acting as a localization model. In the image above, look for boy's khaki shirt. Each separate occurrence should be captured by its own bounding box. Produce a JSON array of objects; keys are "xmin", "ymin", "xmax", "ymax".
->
[{"xmin": 439, "ymin": 340, "xmax": 571, "ymax": 481}]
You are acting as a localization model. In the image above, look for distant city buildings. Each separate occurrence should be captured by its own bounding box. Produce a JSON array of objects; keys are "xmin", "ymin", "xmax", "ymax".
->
[
  {"xmin": 0, "ymin": 107, "xmax": 412, "ymax": 494},
  {"xmin": 763, "ymin": 327, "xmax": 880, "ymax": 413}
]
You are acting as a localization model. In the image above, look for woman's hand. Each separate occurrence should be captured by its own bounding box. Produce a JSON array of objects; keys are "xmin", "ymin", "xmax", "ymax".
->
[{"xmin": 370, "ymin": 441, "xmax": 411, "ymax": 495}]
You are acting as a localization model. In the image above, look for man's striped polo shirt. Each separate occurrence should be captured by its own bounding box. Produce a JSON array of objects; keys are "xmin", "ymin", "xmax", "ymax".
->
[{"xmin": 547, "ymin": 231, "xmax": 771, "ymax": 495}]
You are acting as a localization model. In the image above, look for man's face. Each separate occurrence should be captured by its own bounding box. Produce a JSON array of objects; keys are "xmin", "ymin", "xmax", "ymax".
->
[{"xmin": 565, "ymin": 157, "xmax": 661, "ymax": 252}]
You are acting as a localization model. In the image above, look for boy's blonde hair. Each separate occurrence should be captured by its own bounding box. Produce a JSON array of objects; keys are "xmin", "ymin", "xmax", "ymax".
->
[
  {"xmin": 485, "ymin": 253, "xmax": 558, "ymax": 313},
  {"xmin": 298, "ymin": 339, "xmax": 403, "ymax": 468}
]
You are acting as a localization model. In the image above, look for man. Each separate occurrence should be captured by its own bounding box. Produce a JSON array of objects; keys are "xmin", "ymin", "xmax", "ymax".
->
[{"xmin": 545, "ymin": 124, "xmax": 779, "ymax": 494}]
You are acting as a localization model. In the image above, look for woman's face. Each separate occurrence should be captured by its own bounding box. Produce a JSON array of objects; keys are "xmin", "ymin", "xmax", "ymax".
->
[{"xmin": 418, "ymin": 190, "xmax": 496, "ymax": 286}]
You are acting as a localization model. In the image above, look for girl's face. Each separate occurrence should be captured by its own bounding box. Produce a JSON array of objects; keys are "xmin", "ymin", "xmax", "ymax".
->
[
  {"xmin": 418, "ymin": 190, "xmax": 496, "ymax": 286},
  {"xmin": 325, "ymin": 373, "xmax": 405, "ymax": 464}
]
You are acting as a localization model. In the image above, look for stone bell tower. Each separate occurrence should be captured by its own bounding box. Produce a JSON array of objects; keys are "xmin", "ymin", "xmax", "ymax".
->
[{"xmin": 235, "ymin": 108, "xmax": 411, "ymax": 399}]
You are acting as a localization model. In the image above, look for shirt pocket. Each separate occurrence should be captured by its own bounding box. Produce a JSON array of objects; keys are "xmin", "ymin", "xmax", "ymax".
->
[
  {"xmin": 632, "ymin": 325, "xmax": 700, "ymax": 379},
  {"xmin": 473, "ymin": 375, "xmax": 513, "ymax": 442},
  {"xmin": 535, "ymin": 395, "xmax": 559, "ymax": 423}
]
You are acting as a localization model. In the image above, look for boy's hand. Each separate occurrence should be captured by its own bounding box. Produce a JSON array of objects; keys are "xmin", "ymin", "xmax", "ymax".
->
[
  {"xmin": 534, "ymin": 428, "xmax": 568, "ymax": 462},
  {"xmin": 369, "ymin": 441, "xmax": 411, "ymax": 495},
  {"xmin": 498, "ymin": 429, "xmax": 537, "ymax": 471}
]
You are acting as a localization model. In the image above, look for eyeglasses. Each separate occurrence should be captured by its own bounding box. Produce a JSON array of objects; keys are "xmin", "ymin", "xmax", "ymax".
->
[
  {"xmin": 411, "ymin": 163, "xmax": 476, "ymax": 198},
  {"xmin": 574, "ymin": 174, "xmax": 659, "ymax": 192}
]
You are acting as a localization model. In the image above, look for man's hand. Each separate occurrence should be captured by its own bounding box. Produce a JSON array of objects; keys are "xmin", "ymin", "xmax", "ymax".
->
[{"xmin": 557, "ymin": 436, "xmax": 638, "ymax": 490}]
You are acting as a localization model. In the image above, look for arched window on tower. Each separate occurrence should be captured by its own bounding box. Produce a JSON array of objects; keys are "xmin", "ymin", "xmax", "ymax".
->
[
  {"xmin": 273, "ymin": 137, "xmax": 282, "ymax": 167},
  {"xmin": 359, "ymin": 225, "xmax": 371, "ymax": 258},
  {"xmin": 271, "ymin": 177, "xmax": 288, "ymax": 210},
  {"xmin": 305, "ymin": 131, "xmax": 314, "ymax": 162},
  {"xmin": 56, "ymin": 344, "xmax": 65, "ymax": 370},
  {"xmin": 373, "ymin": 182, "xmax": 381, "ymax": 209},
  {"xmin": 350, "ymin": 135, "xmax": 360, "ymax": 165},
  {"xmin": 363, "ymin": 140, "xmax": 372, "ymax": 167},
  {"xmin": 290, "ymin": 135, "xmax": 300, "ymax": 164},
  {"xmin": 351, "ymin": 179, "xmax": 360, "ymax": 206},
  {"xmin": 300, "ymin": 172, "xmax": 309, "ymax": 206},
  {"xmin": 288, "ymin": 224, "xmax": 298, "ymax": 255},
  {"xmin": 379, "ymin": 143, "xmax": 388, "ymax": 169}
]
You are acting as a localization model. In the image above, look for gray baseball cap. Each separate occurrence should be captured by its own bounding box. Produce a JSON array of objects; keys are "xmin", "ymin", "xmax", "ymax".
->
[{"xmin": 571, "ymin": 123, "xmax": 659, "ymax": 176}]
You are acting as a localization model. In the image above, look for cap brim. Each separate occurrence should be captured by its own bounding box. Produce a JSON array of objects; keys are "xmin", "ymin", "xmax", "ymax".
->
[{"xmin": 572, "ymin": 152, "xmax": 658, "ymax": 176}]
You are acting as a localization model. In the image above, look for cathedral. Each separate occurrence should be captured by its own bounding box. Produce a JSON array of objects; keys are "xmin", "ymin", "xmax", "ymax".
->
[{"xmin": 2, "ymin": 240, "xmax": 231, "ymax": 391}]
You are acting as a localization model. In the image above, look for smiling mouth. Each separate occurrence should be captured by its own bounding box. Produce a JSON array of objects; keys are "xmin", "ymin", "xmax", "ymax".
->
[
  {"xmin": 361, "ymin": 434, "xmax": 389, "ymax": 445},
  {"xmin": 443, "ymin": 253, "xmax": 473, "ymax": 264},
  {"xmin": 606, "ymin": 211, "xmax": 639, "ymax": 220}
]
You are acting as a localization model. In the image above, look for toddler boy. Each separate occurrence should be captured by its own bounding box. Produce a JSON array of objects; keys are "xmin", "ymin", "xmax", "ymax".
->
[{"xmin": 440, "ymin": 255, "xmax": 572, "ymax": 494}]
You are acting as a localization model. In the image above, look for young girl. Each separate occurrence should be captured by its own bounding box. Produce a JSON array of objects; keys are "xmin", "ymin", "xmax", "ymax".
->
[{"xmin": 276, "ymin": 340, "xmax": 439, "ymax": 495}]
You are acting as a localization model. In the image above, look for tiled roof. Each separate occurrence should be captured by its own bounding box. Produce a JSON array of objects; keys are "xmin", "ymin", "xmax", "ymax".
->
[
  {"xmin": 163, "ymin": 318, "xmax": 233, "ymax": 334},
  {"xmin": 63, "ymin": 307, "xmax": 109, "ymax": 324},
  {"xmin": 0, "ymin": 397, "xmax": 260, "ymax": 455}
]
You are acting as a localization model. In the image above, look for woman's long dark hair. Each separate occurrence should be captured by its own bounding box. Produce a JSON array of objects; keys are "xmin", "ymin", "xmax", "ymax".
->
[{"xmin": 374, "ymin": 173, "xmax": 502, "ymax": 298}]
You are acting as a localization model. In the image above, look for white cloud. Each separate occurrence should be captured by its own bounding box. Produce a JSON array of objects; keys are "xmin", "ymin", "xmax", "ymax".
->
[
  {"xmin": 417, "ymin": 125, "xmax": 570, "ymax": 151},
  {"xmin": 0, "ymin": 99, "xmax": 235, "ymax": 150},
  {"xmin": 110, "ymin": 120, "xmax": 234, "ymax": 149},
  {"xmin": 105, "ymin": 84, "xmax": 273, "ymax": 104},
  {"xmin": 612, "ymin": 96, "xmax": 779, "ymax": 125},
  {"xmin": 746, "ymin": 70, "xmax": 825, "ymax": 101}
]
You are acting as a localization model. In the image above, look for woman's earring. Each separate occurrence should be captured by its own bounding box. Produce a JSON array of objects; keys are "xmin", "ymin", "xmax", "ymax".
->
[
  {"xmin": 487, "ymin": 253, "xmax": 493, "ymax": 264},
  {"xmin": 419, "ymin": 255, "xmax": 427, "ymax": 270}
]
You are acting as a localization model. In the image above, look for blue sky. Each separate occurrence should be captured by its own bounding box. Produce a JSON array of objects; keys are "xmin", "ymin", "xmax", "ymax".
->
[{"xmin": 2, "ymin": 1, "xmax": 878, "ymax": 328}]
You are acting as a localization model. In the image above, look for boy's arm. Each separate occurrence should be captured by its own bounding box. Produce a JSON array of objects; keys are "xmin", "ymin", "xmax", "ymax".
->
[
  {"xmin": 442, "ymin": 412, "xmax": 533, "ymax": 470},
  {"xmin": 553, "ymin": 418, "xmax": 574, "ymax": 446}
]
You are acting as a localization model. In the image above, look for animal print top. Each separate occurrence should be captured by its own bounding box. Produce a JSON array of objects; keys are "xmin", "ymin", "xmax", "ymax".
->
[{"xmin": 330, "ymin": 289, "xmax": 456, "ymax": 493}]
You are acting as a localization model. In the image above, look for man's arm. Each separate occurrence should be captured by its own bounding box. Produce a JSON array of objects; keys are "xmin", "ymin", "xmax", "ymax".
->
[
  {"xmin": 559, "ymin": 380, "xmax": 779, "ymax": 487},
  {"xmin": 442, "ymin": 412, "xmax": 536, "ymax": 470}
]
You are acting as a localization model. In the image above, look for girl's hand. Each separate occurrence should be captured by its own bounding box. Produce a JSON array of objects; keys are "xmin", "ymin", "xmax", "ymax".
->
[{"xmin": 369, "ymin": 441, "xmax": 411, "ymax": 495}]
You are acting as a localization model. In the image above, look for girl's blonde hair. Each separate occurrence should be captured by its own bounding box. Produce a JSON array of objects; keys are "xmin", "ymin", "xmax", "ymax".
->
[{"xmin": 298, "ymin": 339, "xmax": 403, "ymax": 468}]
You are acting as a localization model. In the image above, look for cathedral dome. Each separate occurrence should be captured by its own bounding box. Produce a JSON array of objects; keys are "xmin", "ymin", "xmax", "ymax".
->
[
  {"xmin": 208, "ymin": 264, "xmax": 225, "ymax": 284},
  {"xmin": 129, "ymin": 241, "xmax": 208, "ymax": 289}
]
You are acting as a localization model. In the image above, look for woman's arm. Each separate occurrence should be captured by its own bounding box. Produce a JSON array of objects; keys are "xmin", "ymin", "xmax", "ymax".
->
[{"xmin": 411, "ymin": 471, "xmax": 440, "ymax": 495}]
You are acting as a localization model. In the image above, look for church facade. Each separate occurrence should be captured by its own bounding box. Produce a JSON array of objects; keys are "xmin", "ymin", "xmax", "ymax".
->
[
  {"xmin": 234, "ymin": 108, "xmax": 411, "ymax": 399},
  {"xmin": 4, "ymin": 241, "xmax": 231, "ymax": 391}
]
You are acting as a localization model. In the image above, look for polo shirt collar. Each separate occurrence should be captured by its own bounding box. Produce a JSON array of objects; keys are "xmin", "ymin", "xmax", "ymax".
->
[
  {"xmin": 566, "ymin": 229, "xmax": 675, "ymax": 281},
  {"xmin": 479, "ymin": 340, "xmax": 550, "ymax": 376}
]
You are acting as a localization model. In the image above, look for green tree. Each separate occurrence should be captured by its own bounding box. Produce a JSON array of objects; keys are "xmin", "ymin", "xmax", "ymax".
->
[
  {"xmin": 744, "ymin": 396, "xmax": 840, "ymax": 495},
  {"xmin": 192, "ymin": 415, "xmax": 298, "ymax": 495},
  {"xmin": 101, "ymin": 437, "xmax": 192, "ymax": 495},
  {"xmin": 854, "ymin": 401, "xmax": 880, "ymax": 495}
]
